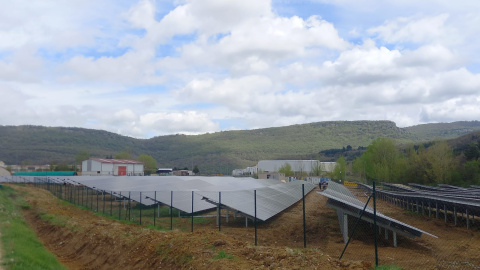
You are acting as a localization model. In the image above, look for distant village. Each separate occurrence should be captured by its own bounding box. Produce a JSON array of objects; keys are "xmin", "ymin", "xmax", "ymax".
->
[{"xmin": 0, "ymin": 159, "xmax": 336, "ymax": 182}]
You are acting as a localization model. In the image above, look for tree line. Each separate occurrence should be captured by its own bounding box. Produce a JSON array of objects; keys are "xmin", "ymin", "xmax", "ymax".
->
[{"xmin": 344, "ymin": 138, "xmax": 480, "ymax": 187}]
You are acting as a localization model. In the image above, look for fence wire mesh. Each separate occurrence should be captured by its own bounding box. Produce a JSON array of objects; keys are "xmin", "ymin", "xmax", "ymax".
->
[{"xmin": 1, "ymin": 175, "xmax": 479, "ymax": 269}]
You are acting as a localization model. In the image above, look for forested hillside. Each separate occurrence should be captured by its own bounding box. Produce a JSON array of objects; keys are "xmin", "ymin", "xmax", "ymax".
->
[
  {"xmin": 1, "ymin": 120, "xmax": 480, "ymax": 174},
  {"xmin": 348, "ymin": 130, "xmax": 480, "ymax": 187}
]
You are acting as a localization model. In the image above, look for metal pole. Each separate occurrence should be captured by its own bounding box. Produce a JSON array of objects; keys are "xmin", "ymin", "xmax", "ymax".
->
[
  {"xmin": 254, "ymin": 190, "xmax": 257, "ymax": 246},
  {"xmin": 373, "ymin": 181, "xmax": 378, "ymax": 267},
  {"xmin": 219, "ymin": 192, "xmax": 222, "ymax": 231},
  {"xmin": 191, "ymin": 191, "xmax": 194, "ymax": 232},
  {"xmin": 140, "ymin": 192, "xmax": 142, "ymax": 225},
  {"xmin": 101, "ymin": 190, "xmax": 105, "ymax": 214},
  {"xmin": 110, "ymin": 191, "xmax": 113, "ymax": 216},
  {"xmin": 96, "ymin": 189, "xmax": 99, "ymax": 212},
  {"xmin": 154, "ymin": 191, "xmax": 156, "ymax": 227},
  {"xmin": 118, "ymin": 192, "xmax": 122, "ymax": 220},
  {"xmin": 302, "ymin": 184, "xmax": 306, "ymax": 248},
  {"xmin": 128, "ymin": 192, "xmax": 131, "ymax": 221},
  {"xmin": 171, "ymin": 191, "xmax": 173, "ymax": 230},
  {"xmin": 339, "ymin": 194, "xmax": 373, "ymax": 260}
]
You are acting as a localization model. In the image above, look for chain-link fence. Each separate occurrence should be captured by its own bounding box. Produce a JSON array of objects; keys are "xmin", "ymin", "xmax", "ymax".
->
[{"xmin": 1, "ymin": 175, "xmax": 479, "ymax": 269}]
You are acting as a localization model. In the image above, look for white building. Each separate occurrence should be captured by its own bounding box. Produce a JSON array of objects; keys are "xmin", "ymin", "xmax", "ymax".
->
[
  {"xmin": 232, "ymin": 166, "xmax": 257, "ymax": 176},
  {"xmin": 82, "ymin": 158, "xmax": 144, "ymax": 176},
  {"xmin": 233, "ymin": 160, "xmax": 337, "ymax": 176},
  {"xmin": 257, "ymin": 160, "xmax": 337, "ymax": 174}
]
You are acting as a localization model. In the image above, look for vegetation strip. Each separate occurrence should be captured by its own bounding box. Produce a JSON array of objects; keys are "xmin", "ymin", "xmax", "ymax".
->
[{"xmin": 0, "ymin": 185, "xmax": 67, "ymax": 270}]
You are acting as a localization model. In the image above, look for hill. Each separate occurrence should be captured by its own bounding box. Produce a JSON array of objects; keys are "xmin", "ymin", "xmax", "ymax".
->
[{"xmin": 1, "ymin": 120, "xmax": 480, "ymax": 174}]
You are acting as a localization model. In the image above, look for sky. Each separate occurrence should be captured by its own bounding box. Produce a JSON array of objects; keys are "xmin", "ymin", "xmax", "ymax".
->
[{"xmin": 1, "ymin": 0, "xmax": 480, "ymax": 138}]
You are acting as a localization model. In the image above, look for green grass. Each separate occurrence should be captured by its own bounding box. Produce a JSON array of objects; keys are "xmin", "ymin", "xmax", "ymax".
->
[
  {"xmin": 0, "ymin": 185, "xmax": 68, "ymax": 270},
  {"xmin": 213, "ymin": 250, "xmax": 234, "ymax": 260}
]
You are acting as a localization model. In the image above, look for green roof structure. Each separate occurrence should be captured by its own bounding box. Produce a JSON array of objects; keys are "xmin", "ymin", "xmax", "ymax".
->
[{"xmin": 13, "ymin": 171, "xmax": 77, "ymax": 176}]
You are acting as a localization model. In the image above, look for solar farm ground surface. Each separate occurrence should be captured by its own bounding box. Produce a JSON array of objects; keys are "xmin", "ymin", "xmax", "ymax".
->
[{"xmin": 7, "ymin": 184, "xmax": 480, "ymax": 269}]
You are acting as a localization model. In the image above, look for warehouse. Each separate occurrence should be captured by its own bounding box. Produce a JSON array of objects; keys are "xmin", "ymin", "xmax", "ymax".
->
[
  {"xmin": 257, "ymin": 160, "xmax": 336, "ymax": 174},
  {"xmin": 82, "ymin": 158, "xmax": 144, "ymax": 176}
]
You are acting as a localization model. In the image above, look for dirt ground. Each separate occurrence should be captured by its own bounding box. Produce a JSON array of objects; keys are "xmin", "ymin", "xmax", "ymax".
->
[{"xmin": 8, "ymin": 184, "xmax": 480, "ymax": 269}]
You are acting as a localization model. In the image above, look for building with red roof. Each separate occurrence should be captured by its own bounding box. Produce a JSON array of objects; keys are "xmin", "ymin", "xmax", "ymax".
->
[{"xmin": 81, "ymin": 158, "xmax": 144, "ymax": 176}]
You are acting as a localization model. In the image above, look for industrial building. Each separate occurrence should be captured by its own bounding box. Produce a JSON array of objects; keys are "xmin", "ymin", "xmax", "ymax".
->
[
  {"xmin": 82, "ymin": 158, "xmax": 144, "ymax": 176},
  {"xmin": 233, "ymin": 160, "xmax": 337, "ymax": 176},
  {"xmin": 257, "ymin": 160, "xmax": 336, "ymax": 173}
]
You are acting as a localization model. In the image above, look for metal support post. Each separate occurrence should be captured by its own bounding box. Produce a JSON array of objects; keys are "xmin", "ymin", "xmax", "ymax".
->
[
  {"xmin": 219, "ymin": 192, "xmax": 222, "ymax": 231},
  {"xmin": 302, "ymin": 184, "xmax": 306, "ymax": 248},
  {"xmin": 444, "ymin": 204, "xmax": 447, "ymax": 223},
  {"xmin": 466, "ymin": 209, "xmax": 470, "ymax": 229},
  {"xmin": 454, "ymin": 206, "xmax": 457, "ymax": 226},
  {"xmin": 140, "ymin": 192, "xmax": 142, "ymax": 225},
  {"xmin": 254, "ymin": 190, "xmax": 257, "ymax": 246}
]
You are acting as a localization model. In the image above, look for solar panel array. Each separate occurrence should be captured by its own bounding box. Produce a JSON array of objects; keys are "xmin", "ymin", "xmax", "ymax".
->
[
  {"xmin": 358, "ymin": 182, "xmax": 480, "ymax": 228},
  {"xmin": 1, "ymin": 175, "xmax": 315, "ymax": 221},
  {"xmin": 321, "ymin": 181, "xmax": 436, "ymax": 239}
]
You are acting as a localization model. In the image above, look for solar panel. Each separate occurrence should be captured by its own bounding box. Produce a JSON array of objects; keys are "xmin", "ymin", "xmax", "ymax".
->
[
  {"xmin": 362, "ymin": 182, "xmax": 480, "ymax": 217},
  {"xmin": 197, "ymin": 181, "xmax": 315, "ymax": 221},
  {"xmin": 320, "ymin": 181, "xmax": 436, "ymax": 246},
  {"xmin": 20, "ymin": 175, "xmax": 311, "ymax": 219},
  {"xmin": 1, "ymin": 175, "xmax": 315, "ymax": 221}
]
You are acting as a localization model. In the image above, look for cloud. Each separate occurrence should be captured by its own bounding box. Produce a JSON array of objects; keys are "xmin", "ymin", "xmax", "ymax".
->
[
  {"xmin": 368, "ymin": 14, "xmax": 454, "ymax": 45},
  {"xmin": 139, "ymin": 111, "xmax": 219, "ymax": 135},
  {"xmin": 0, "ymin": 46, "xmax": 43, "ymax": 83}
]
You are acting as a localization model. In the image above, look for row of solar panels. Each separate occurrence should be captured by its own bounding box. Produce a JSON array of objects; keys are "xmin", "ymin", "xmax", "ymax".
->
[
  {"xmin": 358, "ymin": 182, "xmax": 480, "ymax": 217},
  {"xmin": 321, "ymin": 181, "xmax": 436, "ymax": 239},
  {"xmin": 0, "ymin": 175, "xmax": 315, "ymax": 221}
]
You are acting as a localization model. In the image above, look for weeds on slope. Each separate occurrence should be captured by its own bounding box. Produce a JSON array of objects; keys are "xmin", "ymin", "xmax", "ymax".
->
[{"xmin": 0, "ymin": 185, "xmax": 67, "ymax": 270}]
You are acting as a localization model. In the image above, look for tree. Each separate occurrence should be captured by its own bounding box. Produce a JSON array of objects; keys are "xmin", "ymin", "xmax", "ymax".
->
[
  {"xmin": 55, "ymin": 163, "xmax": 70, "ymax": 171},
  {"xmin": 424, "ymin": 141, "xmax": 454, "ymax": 184},
  {"xmin": 138, "ymin": 154, "xmax": 157, "ymax": 175},
  {"xmin": 115, "ymin": 148, "xmax": 132, "ymax": 160},
  {"xmin": 353, "ymin": 156, "xmax": 366, "ymax": 182},
  {"xmin": 278, "ymin": 162, "xmax": 293, "ymax": 177},
  {"xmin": 332, "ymin": 156, "xmax": 346, "ymax": 181},
  {"xmin": 462, "ymin": 160, "xmax": 480, "ymax": 185},
  {"xmin": 465, "ymin": 143, "xmax": 480, "ymax": 161},
  {"xmin": 193, "ymin": 165, "xmax": 200, "ymax": 175},
  {"xmin": 295, "ymin": 161, "xmax": 306, "ymax": 177},
  {"xmin": 312, "ymin": 161, "xmax": 323, "ymax": 176},
  {"xmin": 356, "ymin": 138, "xmax": 401, "ymax": 183}
]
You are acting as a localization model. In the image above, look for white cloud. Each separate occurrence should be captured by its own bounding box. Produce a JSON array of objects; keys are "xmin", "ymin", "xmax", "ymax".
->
[
  {"xmin": 0, "ymin": 46, "xmax": 43, "ymax": 83},
  {"xmin": 125, "ymin": 0, "xmax": 157, "ymax": 29},
  {"xmin": 420, "ymin": 97, "xmax": 480, "ymax": 123},
  {"xmin": 0, "ymin": 1, "xmax": 111, "ymax": 51},
  {"xmin": 368, "ymin": 14, "xmax": 454, "ymax": 45},
  {"xmin": 139, "ymin": 111, "xmax": 219, "ymax": 135}
]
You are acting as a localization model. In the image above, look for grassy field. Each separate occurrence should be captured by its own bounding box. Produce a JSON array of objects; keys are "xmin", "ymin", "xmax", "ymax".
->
[{"xmin": 0, "ymin": 185, "xmax": 67, "ymax": 270}]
